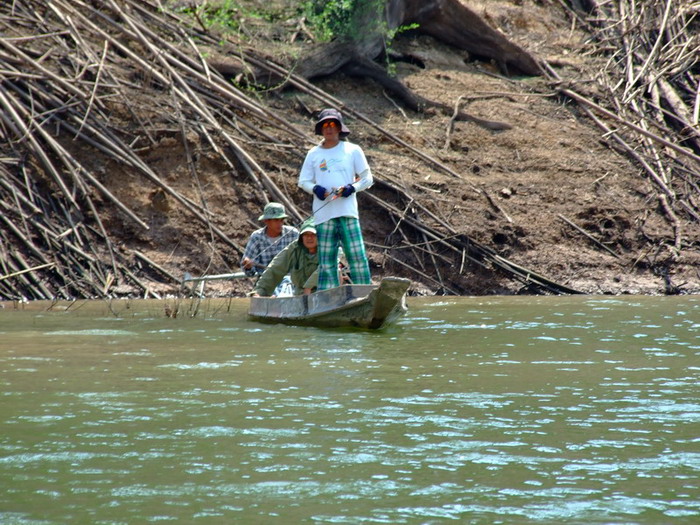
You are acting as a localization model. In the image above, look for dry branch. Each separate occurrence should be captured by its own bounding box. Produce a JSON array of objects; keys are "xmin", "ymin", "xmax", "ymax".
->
[{"xmin": 553, "ymin": 0, "xmax": 699, "ymax": 230}]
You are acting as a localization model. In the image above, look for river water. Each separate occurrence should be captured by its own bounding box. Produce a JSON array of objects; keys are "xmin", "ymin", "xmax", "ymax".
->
[{"xmin": 1, "ymin": 295, "xmax": 698, "ymax": 524}]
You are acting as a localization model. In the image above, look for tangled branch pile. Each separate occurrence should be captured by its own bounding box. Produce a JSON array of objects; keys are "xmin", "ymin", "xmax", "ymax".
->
[
  {"xmin": 0, "ymin": 0, "xmax": 319, "ymax": 300},
  {"xmin": 0, "ymin": 0, "xmax": 698, "ymax": 301},
  {"xmin": 556, "ymin": 0, "xmax": 700, "ymax": 249}
]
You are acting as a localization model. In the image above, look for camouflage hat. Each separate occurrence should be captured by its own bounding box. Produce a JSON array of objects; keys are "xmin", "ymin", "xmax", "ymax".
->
[
  {"xmin": 258, "ymin": 202, "xmax": 288, "ymax": 221},
  {"xmin": 299, "ymin": 218, "xmax": 316, "ymax": 235}
]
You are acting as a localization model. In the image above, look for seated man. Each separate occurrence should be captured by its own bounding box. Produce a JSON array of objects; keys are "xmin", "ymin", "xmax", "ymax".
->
[
  {"xmin": 241, "ymin": 202, "xmax": 298, "ymax": 277},
  {"xmin": 251, "ymin": 219, "xmax": 319, "ymax": 297}
]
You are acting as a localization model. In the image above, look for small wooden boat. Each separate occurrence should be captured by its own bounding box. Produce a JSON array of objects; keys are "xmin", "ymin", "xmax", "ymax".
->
[{"xmin": 248, "ymin": 277, "xmax": 411, "ymax": 329}]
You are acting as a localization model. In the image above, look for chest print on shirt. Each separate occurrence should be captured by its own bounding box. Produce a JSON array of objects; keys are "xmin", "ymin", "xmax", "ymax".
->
[{"xmin": 319, "ymin": 158, "xmax": 342, "ymax": 173}]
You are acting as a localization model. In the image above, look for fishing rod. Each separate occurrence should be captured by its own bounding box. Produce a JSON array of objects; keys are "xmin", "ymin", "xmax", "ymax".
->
[{"xmin": 181, "ymin": 223, "xmax": 298, "ymax": 288}]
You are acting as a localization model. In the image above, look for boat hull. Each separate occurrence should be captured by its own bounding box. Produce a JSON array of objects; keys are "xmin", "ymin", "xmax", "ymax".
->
[{"xmin": 248, "ymin": 277, "xmax": 410, "ymax": 329}]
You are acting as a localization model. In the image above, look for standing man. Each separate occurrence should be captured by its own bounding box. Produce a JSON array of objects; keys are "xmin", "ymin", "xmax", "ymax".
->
[
  {"xmin": 298, "ymin": 108, "xmax": 373, "ymax": 290},
  {"xmin": 241, "ymin": 202, "xmax": 298, "ymax": 278}
]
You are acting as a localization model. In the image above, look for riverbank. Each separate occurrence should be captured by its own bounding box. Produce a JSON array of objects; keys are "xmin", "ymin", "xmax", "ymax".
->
[{"xmin": 1, "ymin": 1, "xmax": 698, "ymax": 300}]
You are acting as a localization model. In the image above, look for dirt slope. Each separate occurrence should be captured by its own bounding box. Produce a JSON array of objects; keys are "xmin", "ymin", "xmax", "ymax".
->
[
  {"xmin": 1, "ymin": 0, "xmax": 698, "ymax": 299},
  {"xmin": 154, "ymin": 0, "xmax": 698, "ymax": 296}
]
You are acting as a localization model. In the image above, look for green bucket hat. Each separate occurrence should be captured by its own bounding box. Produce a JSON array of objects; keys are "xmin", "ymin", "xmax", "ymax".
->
[
  {"xmin": 258, "ymin": 202, "xmax": 288, "ymax": 221},
  {"xmin": 299, "ymin": 218, "xmax": 316, "ymax": 235}
]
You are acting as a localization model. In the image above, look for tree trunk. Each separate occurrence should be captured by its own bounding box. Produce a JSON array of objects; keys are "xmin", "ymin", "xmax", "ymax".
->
[
  {"xmin": 387, "ymin": 0, "xmax": 542, "ymax": 75},
  {"xmin": 291, "ymin": 0, "xmax": 542, "ymax": 79}
]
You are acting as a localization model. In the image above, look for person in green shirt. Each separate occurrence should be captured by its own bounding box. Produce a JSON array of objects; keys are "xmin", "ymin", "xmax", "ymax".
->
[{"xmin": 251, "ymin": 219, "xmax": 319, "ymax": 297}]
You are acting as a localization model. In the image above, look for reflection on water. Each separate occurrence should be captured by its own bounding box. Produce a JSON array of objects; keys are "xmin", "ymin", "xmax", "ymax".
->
[{"xmin": 1, "ymin": 296, "xmax": 699, "ymax": 523}]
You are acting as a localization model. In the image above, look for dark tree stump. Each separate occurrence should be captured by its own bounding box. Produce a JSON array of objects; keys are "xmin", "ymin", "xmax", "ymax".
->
[{"xmin": 387, "ymin": 0, "xmax": 541, "ymax": 76}]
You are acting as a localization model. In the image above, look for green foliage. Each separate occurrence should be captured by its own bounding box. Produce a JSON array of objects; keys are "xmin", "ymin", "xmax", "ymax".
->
[
  {"xmin": 301, "ymin": 0, "xmax": 384, "ymax": 43},
  {"xmin": 175, "ymin": 0, "xmax": 243, "ymax": 33},
  {"xmin": 173, "ymin": 0, "xmax": 288, "ymax": 34},
  {"xmin": 384, "ymin": 22, "xmax": 419, "ymax": 75},
  {"xmin": 386, "ymin": 22, "xmax": 420, "ymax": 43},
  {"xmin": 301, "ymin": 1, "xmax": 420, "ymax": 74}
]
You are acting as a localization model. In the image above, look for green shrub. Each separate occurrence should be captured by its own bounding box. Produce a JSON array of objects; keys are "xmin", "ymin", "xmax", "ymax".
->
[{"xmin": 301, "ymin": 0, "xmax": 384, "ymax": 42}]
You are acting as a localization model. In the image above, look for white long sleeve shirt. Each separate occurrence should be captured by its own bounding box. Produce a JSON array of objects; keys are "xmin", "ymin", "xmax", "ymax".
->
[{"xmin": 298, "ymin": 141, "xmax": 373, "ymax": 225}]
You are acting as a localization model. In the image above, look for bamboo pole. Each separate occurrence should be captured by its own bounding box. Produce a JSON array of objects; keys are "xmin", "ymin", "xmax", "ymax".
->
[{"xmin": 0, "ymin": 262, "xmax": 55, "ymax": 282}]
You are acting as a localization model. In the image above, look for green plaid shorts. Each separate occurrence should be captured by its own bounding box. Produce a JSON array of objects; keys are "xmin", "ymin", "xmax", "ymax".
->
[{"xmin": 316, "ymin": 217, "xmax": 371, "ymax": 290}]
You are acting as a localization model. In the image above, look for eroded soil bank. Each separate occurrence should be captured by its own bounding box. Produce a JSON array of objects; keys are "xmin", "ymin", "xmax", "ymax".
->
[{"xmin": 1, "ymin": 0, "xmax": 698, "ymax": 300}]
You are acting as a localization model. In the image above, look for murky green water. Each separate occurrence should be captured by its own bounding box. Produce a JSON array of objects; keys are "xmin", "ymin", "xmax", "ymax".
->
[{"xmin": 1, "ymin": 295, "xmax": 699, "ymax": 524}]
